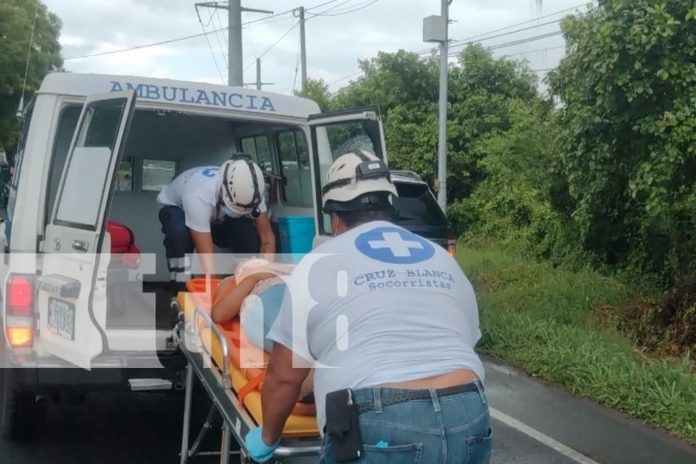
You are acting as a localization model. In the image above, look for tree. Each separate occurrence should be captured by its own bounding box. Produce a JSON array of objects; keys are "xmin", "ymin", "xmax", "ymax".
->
[
  {"xmin": 445, "ymin": 44, "xmax": 539, "ymax": 200},
  {"xmin": 333, "ymin": 50, "xmax": 439, "ymax": 112},
  {"xmin": 331, "ymin": 46, "xmax": 540, "ymax": 202},
  {"xmin": 0, "ymin": 0, "xmax": 63, "ymax": 150},
  {"xmin": 294, "ymin": 78, "xmax": 332, "ymax": 112},
  {"xmin": 548, "ymin": 0, "xmax": 696, "ymax": 283}
]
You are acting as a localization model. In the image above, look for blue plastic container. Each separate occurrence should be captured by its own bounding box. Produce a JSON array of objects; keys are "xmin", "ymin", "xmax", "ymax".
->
[{"xmin": 277, "ymin": 216, "xmax": 315, "ymax": 255}]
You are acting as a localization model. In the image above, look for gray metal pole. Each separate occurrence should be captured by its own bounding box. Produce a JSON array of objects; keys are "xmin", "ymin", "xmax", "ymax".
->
[
  {"xmin": 436, "ymin": 0, "xmax": 449, "ymax": 211},
  {"xmin": 179, "ymin": 363, "xmax": 194, "ymax": 464},
  {"xmin": 256, "ymin": 58, "xmax": 261, "ymax": 90},
  {"xmin": 299, "ymin": 6, "xmax": 308, "ymax": 91},
  {"xmin": 228, "ymin": 0, "xmax": 243, "ymax": 86}
]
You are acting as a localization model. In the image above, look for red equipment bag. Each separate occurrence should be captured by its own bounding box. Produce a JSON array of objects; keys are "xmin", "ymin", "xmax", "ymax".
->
[{"xmin": 106, "ymin": 220, "xmax": 140, "ymax": 269}]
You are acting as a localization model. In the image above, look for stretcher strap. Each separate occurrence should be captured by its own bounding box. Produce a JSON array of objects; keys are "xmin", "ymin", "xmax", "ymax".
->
[{"xmin": 237, "ymin": 371, "xmax": 266, "ymax": 402}]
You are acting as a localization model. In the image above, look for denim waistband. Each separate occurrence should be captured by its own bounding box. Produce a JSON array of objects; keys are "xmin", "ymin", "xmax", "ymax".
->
[{"xmin": 352, "ymin": 379, "xmax": 485, "ymax": 413}]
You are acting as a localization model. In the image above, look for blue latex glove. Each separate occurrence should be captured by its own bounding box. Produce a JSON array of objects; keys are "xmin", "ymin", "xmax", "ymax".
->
[{"xmin": 245, "ymin": 427, "xmax": 281, "ymax": 462}]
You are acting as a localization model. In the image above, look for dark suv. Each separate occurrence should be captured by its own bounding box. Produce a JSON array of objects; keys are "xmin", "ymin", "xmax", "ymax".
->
[{"xmin": 391, "ymin": 170, "xmax": 456, "ymax": 255}]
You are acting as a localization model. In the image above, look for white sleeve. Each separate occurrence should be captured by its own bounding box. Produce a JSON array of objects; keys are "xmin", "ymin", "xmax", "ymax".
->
[
  {"xmin": 182, "ymin": 195, "xmax": 213, "ymax": 233},
  {"xmin": 257, "ymin": 195, "xmax": 268, "ymax": 214}
]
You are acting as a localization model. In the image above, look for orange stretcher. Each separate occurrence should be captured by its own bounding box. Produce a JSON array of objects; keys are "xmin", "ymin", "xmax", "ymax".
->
[{"xmin": 174, "ymin": 277, "xmax": 321, "ymax": 464}]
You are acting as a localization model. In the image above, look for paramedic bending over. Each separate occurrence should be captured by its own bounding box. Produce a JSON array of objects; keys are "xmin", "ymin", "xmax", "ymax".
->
[
  {"xmin": 157, "ymin": 155, "xmax": 275, "ymax": 283},
  {"xmin": 244, "ymin": 150, "xmax": 491, "ymax": 463}
]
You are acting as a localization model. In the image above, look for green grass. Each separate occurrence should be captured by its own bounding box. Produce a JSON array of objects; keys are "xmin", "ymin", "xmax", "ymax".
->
[{"xmin": 458, "ymin": 245, "xmax": 696, "ymax": 444}]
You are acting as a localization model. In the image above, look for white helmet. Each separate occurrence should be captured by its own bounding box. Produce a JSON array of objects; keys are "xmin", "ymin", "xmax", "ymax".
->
[
  {"xmin": 220, "ymin": 155, "xmax": 265, "ymax": 217},
  {"xmin": 322, "ymin": 150, "xmax": 397, "ymax": 213}
]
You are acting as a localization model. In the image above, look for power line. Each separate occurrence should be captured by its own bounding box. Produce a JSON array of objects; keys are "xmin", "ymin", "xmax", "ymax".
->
[
  {"xmin": 416, "ymin": 2, "xmax": 589, "ymax": 55},
  {"xmin": 17, "ymin": 1, "xmax": 40, "ymax": 115},
  {"xmin": 64, "ymin": 8, "xmax": 297, "ymax": 61},
  {"xmin": 213, "ymin": 8, "xmax": 228, "ymax": 48},
  {"xmin": 500, "ymin": 45, "xmax": 565, "ymax": 57},
  {"xmin": 309, "ymin": 0, "xmax": 380, "ymax": 17},
  {"xmin": 241, "ymin": 7, "xmax": 294, "ymax": 27},
  {"xmin": 327, "ymin": 70, "xmax": 362, "ymax": 88},
  {"xmin": 244, "ymin": 20, "xmax": 301, "ymax": 71},
  {"xmin": 326, "ymin": 2, "xmax": 587, "ymax": 90},
  {"xmin": 64, "ymin": 0, "xmax": 352, "ymax": 61},
  {"xmin": 196, "ymin": 4, "xmax": 225, "ymax": 83},
  {"xmin": 329, "ymin": 32, "xmax": 565, "ymax": 90},
  {"xmin": 456, "ymin": 2, "xmax": 588, "ymax": 44},
  {"xmin": 245, "ymin": 11, "xmax": 258, "ymax": 58},
  {"xmin": 65, "ymin": 29, "xmax": 223, "ymax": 60},
  {"xmin": 451, "ymin": 18, "xmax": 560, "ymax": 48},
  {"xmin": 421, "ymin": 20, "xmax": 562, "ymax": 56},
  {"xmin": 306, "ymin": 0, "xmax": 347, "ymax": 12},
  {"xmin": 292, "ymin": 37, "xmax": 302, "ymax": 92},
  {"xmin": 487, "ymin": 31, "xmax": 564, "ymax": 50},
  {"xmin": 307, "ymin": 0, "xmax": 355, "ymax": 17},
  {"xmin": 446, "ymin": 31, "xmax": 564, "ymax": 58},
  {"xmin": 212, "ymin": 9, "xmax": 229, "ymax": 67}
]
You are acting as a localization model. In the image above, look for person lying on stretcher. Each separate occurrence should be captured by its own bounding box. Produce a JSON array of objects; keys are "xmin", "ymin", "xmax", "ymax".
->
[{"xmin": 210, "ymin": 259, "xmax": 314, "ymax": 401}]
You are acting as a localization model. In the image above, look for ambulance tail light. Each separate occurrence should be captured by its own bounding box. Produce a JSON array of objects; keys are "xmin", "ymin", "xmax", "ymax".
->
[
  {"xmin": 5, "ymin": 274, "xmax": 35, "ymax": 348},
  {"xmin": 447, "ymin": 229, "xmax": 457, "ymax": 257}
]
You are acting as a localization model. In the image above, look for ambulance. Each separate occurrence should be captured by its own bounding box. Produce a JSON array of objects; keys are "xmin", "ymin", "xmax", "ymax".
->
[{"xmin": 0, "ymin": 72, "xmax": 391, "ymax": 440}]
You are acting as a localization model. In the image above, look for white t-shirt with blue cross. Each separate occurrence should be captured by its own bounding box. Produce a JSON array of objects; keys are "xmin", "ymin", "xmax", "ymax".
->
[
  {"xmin": 156, "ymin": 166, "xmax": 267, "ymax": 233},
  {"xmin": 267, "ymin": 220, "xmax": 485, "ymax": 433}
]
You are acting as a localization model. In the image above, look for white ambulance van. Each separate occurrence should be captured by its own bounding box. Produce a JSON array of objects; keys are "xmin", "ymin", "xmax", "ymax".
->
[{"xmin": 0, "ymin": 73, "xmax": 387, "ymax": 440}]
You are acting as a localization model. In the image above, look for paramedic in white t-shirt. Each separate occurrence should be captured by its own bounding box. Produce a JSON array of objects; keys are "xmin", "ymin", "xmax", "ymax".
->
[
  {"xmin": 244, "ymin": 150, "xmax": 491, "ymax": 463},
  {"xmin": 156, "ymin": 155, "xmax": 275, "ymax": 282}
]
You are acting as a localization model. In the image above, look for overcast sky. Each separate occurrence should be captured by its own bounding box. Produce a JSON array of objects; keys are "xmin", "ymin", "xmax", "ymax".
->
[{"xmin": 43, "ymin": 0, "xmax": 593, "ymax": 95}]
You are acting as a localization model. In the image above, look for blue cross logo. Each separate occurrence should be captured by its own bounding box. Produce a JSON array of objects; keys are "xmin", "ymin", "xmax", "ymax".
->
[{"xmin": 355, "ymin": 227, "xmax": 435, "ymax": 264}]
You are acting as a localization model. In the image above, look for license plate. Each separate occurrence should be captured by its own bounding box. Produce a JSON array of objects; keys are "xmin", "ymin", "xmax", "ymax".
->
[{"xmin": 48, "ymin": 298, "xmax": 75, "ymax": 341}]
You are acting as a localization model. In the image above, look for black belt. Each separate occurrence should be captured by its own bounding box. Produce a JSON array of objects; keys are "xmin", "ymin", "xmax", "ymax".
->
[{"xmin": 356, "ymin": 382, "xmax": 482, "ymax": 413}]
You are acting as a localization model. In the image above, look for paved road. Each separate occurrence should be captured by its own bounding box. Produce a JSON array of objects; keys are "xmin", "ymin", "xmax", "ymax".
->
[{"xmin": 3, "ymin": 356, "xmax": 695, "ymax": 463}]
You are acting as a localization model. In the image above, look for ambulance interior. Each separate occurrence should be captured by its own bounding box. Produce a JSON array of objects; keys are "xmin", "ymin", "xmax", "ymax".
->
[
  {"xmin": 47, "ymin": 105, "xmax": 379, "ymax": 330},
  {"xmin": 48, "ymin": 107, "xmax": 313, "ymax": 329}
]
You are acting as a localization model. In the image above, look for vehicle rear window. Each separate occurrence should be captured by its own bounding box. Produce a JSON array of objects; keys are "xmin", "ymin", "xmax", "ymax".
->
[
  {"xmin": 277, "ymin": 129, "xmax": 312, "ymax": 207},
  {"xmin": 393, "ymin": 182, "xmax": 447, "ymax": 226}
]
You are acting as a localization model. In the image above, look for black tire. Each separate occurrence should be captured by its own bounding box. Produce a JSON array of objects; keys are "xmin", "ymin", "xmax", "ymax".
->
[{"xmin": 1, "ymin": 389, "xmax": 39, "ymax": 441}]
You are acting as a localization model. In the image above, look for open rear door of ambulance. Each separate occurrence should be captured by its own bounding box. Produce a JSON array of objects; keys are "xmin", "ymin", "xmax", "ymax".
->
[
  {"xmin": 37, "ymin": 90, "xmax": 136, "ymax": 370},
  {"xmin": 308, "ymin": 107, "xmax": 387, "ymax": 243}
]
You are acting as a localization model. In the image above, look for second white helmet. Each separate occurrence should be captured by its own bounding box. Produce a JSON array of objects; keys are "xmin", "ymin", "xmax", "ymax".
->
[
  {"xmin": 220, "ymin": 155, "xmax": 265, "ymax": 216},
  {"xmin": 322, "ymin": 150, "xmax": 397, "ymax": 212}
]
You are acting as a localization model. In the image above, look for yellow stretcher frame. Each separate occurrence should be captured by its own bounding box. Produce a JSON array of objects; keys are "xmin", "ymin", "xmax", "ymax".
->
[{"xmin": 173, "ymin": 295, "xmax": 322, "ymax": 464}]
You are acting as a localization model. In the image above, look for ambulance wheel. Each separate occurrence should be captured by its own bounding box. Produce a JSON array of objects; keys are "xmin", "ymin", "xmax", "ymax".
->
[{"xmin": 1, "ymin": 389, "xmax": 39, "ymax": 441}]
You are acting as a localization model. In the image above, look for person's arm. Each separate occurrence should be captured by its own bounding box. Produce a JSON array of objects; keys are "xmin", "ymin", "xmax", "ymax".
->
[
  {"xmin": 211, "ymin": 272, "xmax": 275, "ymax": 323},
  {"xmin": 253, "ymin": 212, "xmax": 276, "ymax": 255},
  {"xmin": 260, "ymin": 343, "xmax": 311, "ymax": 444},
  {"xmin": 190, "ymin": 229, "xmax": 215, "ymax": 276}
]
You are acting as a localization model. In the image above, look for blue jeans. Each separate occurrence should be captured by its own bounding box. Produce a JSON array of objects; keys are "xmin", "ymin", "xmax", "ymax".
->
[
  {"xmin": 318, "ymin": 381, "xmax": 491, "ymax": 464},
  {"xmin": 158, "ymin": 205, "xmax": 259, "ymax": 280}
]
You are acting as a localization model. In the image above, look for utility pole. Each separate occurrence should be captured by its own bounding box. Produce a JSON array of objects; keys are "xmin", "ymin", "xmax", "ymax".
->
[
  {"xmin": 256, "ymin": 58, "xmax": 262, "ymax": 90},
  {"xmin": 248, "ymin": 59, "xmax": 273, "ymax": 90},
  {"xmin": 228, "ymin": 0, "xmax": 243, "ymax": 86},
  {"xmin": 422, "ymin": 1, "xmax": 451, "ymax": 211},
  {"xmin": 195, "ymin": 2, "xmax": 273, "ymax": 87},
  {"xmin": 295, "ymin": 7, "xmax": 308, "ymax": 92},
  {"xmin": 436, "ymin": 0, "xmax": 450, "ymax": 211}
]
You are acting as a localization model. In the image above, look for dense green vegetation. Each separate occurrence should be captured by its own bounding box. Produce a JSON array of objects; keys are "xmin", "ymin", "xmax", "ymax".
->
[
  {"xmin": 0, "ymin": 0, "xmax": 691, "ymax": 441},
  {"xmin": 0, "ymin": 0, "xmax": 63, "ymax": 150},
  {"xmin": 299, "ymin": 0, "xmax": 696, "ymax": 358},
  {"xmin": 458, "ymin": 245, "xmax": 696, "ymax": 444}
]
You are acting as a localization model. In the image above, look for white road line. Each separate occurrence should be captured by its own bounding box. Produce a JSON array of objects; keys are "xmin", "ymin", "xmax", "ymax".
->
[
  {"xmin": 490, "ymin": 407, "xmax": 602, "ymax": 464},
  {"xmin": 486, "ymin": 361, "xmax": 520, "ymax": 377}
]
